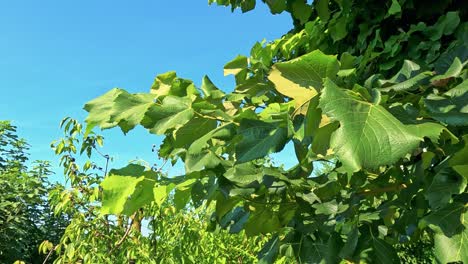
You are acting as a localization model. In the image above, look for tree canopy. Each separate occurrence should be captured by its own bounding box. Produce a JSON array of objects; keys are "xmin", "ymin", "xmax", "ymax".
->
[{"xmin": 82, "ymin": 0, "xmax": 467, "ymax": 262}]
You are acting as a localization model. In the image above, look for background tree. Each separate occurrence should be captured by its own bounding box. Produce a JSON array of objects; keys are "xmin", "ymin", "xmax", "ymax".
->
[
  {"xmin": 0, "ymin": 121, "xmax": 67, "ymax": 264},
  {"xmin": 45, "ymin": 118, "xmax": 270, "ymax": 263}
]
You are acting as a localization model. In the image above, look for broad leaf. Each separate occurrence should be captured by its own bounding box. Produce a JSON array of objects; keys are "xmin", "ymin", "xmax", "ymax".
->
[
  {"xmin": 319, "ymin": 79, "xmax": 426, "ymax": 171},
  {"xmin": 432, "ymin": 205, "xmax": 468, "ymax": 263},
  {"xmin": 236, "ymin": 119, "xmax": 289, "ymax": 163},
  {"xmin": 141, "ymin": 96, "xmax": 194, "ymax": 135},
  {"xmin": 84, "ymin": 88, "xmax": 124, "ymax": 132},
  {"xmin": 268, "ymin": 50, "xmax": 339, "ymax": 110},
  {"xmin": 421, "ymin": 202, "xmax": 466, "ymax": 237},
  {"xmin": 100, "ymin": 164, "xmax": 156, "ymax": 215},
  {"xmin": 426, "ymin": 167, "xmax": 466, "ymax": 209},
  {"xmin": 110, "ymin": 92, "xmax": 156, "ymax": 133},
  {"xmin": 371, "ymin": 237, "xmax": 400, "ymax": 264}
]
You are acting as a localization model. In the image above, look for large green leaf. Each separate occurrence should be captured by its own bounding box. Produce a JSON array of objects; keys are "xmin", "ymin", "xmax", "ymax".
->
[
  {"xmin": 173, "ymin": 117, "xmax": 217, "ymax": 148},
  {"xmin": 141, "ymin": 96, "xmax": 194, "ymax": 135},
  {"xmin": 185, "ymin": 150, "xmax": 221, "ymax": 173},
  {"xmin": 319, "ymin": 79, "xmax": 429, "ymax": 171},
  {"xmin": 426, "ymin": 167, "xmax": 467, "ymax": 209},
  {"xmin": 421, "ymin": 202, "xmax": 466, "ymax": 237},
  {"xmin": 84, "ymin": 88, "xmax": 124, "ymax": 132},
  {"xmin": 431, "ymin": 204, "xmax": 468, "ymax": 263},
  {"xmin": 244, "ymin": 207, "xmax": 281, "ymax": 236},
  {"xmin": 291, "ymin": 0, "xmax": 311, "ymax": 25},
  {"xmin": 224, "ymin": 163, "xmax": 263, "ymax": 185},
  {"xmin": 235, "ymin": 119, "xmax": 289, "ymax": 163},
  {"xmin": 110, "ymin": 92, "xmax": 156, "ymax": 133},
  {"xmin": 100, "ymin": 164, "xmax": 156, "ymax": 215},
  {"xmin": 296, "ymin": 235, "xmax": 341, "ymax": 264},
  {"xmin": 371, "ymin": 237, "xmax": 400, "ymax": 264}
]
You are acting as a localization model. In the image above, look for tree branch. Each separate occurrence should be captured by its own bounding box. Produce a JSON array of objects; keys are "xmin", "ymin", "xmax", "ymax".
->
[{"xmin": 109, "ymin": 212, "xmax": 136, "ymax": 255}]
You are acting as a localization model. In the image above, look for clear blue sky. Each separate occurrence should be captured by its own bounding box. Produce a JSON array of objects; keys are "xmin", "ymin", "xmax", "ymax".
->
[{"xmin": 0, "ymin": 1, "xmax": 294, "ymax": 179}]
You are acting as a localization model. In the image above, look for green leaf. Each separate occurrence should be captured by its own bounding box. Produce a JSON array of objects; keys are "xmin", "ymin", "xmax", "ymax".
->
[
  {"xmin": 245, "ymin": 207, "xmax": 281, "ymax": 236},
  {"xmin": 387, "ymin": 0, "xmax": 401, "ymax": 16},
  {"xmin": 141, "ymin": 96, "xmax": 194, "ymax": 135},
  {"xmin": 173, "ymin": 117, "xmax": 217, "ymax": 148},
  {"xmin": 187, "ymin": 122, "xmax": 235, "ymax": 154},
  {"xmin": 236, "ymin": 119, "xmax": 289, "ymax": 163},
  {"xmin": 315, "ymin": 0, "xmax": 330, "ymax": 22},
  {"xmin": 432, "ymin": 205, "xmax": 468, "ymax": 263},
  {"xmin": 426, "ymin": 167, "xmax": 466, "ymax": 209},
  {"xmin": 328, "ymin": 13, "xmax": 349, "ymax": 42},
  {"xmin": 313, "ymin": 200, "xmax": 348, "ymax": 216},
  {"xmin": 431, "ymin": 57, "xmax": 464, "ymax": 82},
  {"xmin": 296, "ymin": 235, "xmax": 332, "ymax": 264},
  {"xmin": 378, "ymin": 60, "xmax": 432, "ymax": 92},
  {"xmin": 185, "ymin": 150, "xmax": 221, "ymax": 173},
  {"xmin": 426, "ymin": 11, "xmax": 460, "ymax": 41},
  {"xmin": 264, "ymin": 0, "xmax": 286, "ymax": 14},
  {"xmin": 110, "ymin": 92, "xmax": 156, "ymax": 133},
  {"xmin": 450, "ymin": 135, "xmax": 468, "ymax": 179},
  {"xmin": 424, "ymin": 79, "xmax": 468, "ymax": 126},
  {"xmin": 201, "ymin": 75, "xmax": 225, "ymax": 99},
  {"xmin": 224, "ymin": 163, "xmax": 263, "ymax": 185},
  {"xmin": 224, "ymin": 55, "xmax": 248, "ymax": 76},
  {"xmin": 84, "ymin": 88, "xmax": 124, "ymax": 132},
  {"xmin": 240, "ymin": 0, "xmax": 255, "ymax": 12},
  {"xmin": 319, "ymin": 79, "xmax": 427, "ymax": 171},
  {"xmin": 258, "ymin": 235, "xmax": 280, "ymax": 264},
  {"xmin": 339, "ymin": 229, "xmax": 358, "ymax": 259},
  {"xmin": 268, "ymin": 50, "xmax": 339, "ymax": 109},
  {"xmin": 311, "ymin": 122, "xmax": 339, "ymax": 155},
  {"xmin": 101, "ymin": 175, "xmax": 145, "ymax": 215},
  {"xmin": 150, "ymin": 71, "xmax": 199, "ymax": 98},
  {"xmin": 421, "ymin": 202, "xmax": 466, "ymax": 237},
  {"xmin": 100, "ymin": 164, "xmax": 156, "ymax": 215},
  {"xmin": 371, "ymin": 237, "xmax": 400, "ymax": 264},
  {"xmin": 291, "ymin": 0, "xmax": 311, "ymax": 24},
  {"xmin": 153, "ymin": 184, "xmax": 175, "ymax": 207},
  {"xmin": 174, "ymin": 188, "xmax": 191, "ymax": 210}
]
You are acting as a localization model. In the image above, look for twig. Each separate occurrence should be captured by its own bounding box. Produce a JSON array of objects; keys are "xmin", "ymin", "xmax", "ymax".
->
[
  {"xmin": 42, "ymin": 245, "xmax": 58, "ymax": 264},
  {"xmin": 109, "ymin": 213, "xmax": 136, "ymax": 255}
]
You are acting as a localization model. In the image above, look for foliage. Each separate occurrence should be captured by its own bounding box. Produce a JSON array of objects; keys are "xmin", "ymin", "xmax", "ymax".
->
[
  {"xmin": 81, "ymin": 0, "xmax": 467, "ymax": 263},
  {"xmin": 45, "ymin": 118, "xmax": 270, "ymax": 263},
  {"xmin": 0, "ymin": 121, "xmax": 67, "ymax": 264}
]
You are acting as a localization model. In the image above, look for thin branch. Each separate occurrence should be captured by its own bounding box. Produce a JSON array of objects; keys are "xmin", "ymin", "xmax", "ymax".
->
[
  {"xmin": 42, "ymin": 245, "xmax": 58, "ymax": 264},
  {"xmin": 109, "ymin": 212, "xmax": 136, "ymax": 255}
]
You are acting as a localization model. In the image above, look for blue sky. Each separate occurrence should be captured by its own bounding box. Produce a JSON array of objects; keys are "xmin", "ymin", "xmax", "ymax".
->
[{"xmin": 0, "ymin": 1, "xmax": 294, "ymax": 180}]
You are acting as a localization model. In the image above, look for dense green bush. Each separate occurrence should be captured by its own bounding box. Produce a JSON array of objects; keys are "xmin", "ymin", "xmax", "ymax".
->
[{"xmin": 0, "ymin": 121, "xmax": 67, "ymax": 264}]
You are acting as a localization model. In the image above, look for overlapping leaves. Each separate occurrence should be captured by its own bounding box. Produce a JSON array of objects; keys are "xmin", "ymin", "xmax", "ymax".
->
[{"xmin": 84, "ymin": 1, "xmax": 468, "ymax": 263}]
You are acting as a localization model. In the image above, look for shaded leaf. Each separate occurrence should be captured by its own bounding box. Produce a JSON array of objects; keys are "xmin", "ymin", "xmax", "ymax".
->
[
  {"xmin": 236, "ymin": 119, "xmax": 289, "ymax": 163},
  {"xmin": 319, "ymin": 79, "xmax": 430, "ymax": 171}
]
